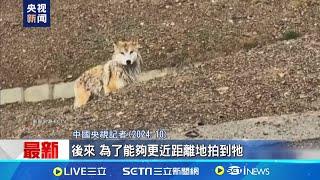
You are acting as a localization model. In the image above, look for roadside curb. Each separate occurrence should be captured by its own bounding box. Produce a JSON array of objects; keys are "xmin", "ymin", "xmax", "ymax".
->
[{"xmin": 0, "ymin": 67, "xmax": 178, "ymax": 106}]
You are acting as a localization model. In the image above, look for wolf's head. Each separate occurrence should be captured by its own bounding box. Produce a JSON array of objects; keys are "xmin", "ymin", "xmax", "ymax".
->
[{"xmin": 112, "ymin": 40, "xmax": 141, "ymax": 66}]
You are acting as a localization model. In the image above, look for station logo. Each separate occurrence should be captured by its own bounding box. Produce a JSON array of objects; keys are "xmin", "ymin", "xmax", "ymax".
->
[
  {"xmin": 23, "ymin": 0, "xmax": 51, "ymax": 27},
  {"xmin": 227, "ymin": 166, "xmax": 242, "ymax": 175},
  {"xmin": 52, "ymin": 166, "xmax": 107, "ymax": 176},
  {"xmin": 226, "ymin": 165, "xmax": 270, "ymax": 176}
]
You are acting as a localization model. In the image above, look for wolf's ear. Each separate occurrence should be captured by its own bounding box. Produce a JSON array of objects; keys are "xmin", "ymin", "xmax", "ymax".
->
[
  {"xmin": 133, "ymin": 40, "xmax": 142, "ymax": 49},
  {"xmin": 137, "ymin": 43, "xmax": 142, "ymax": 49}
]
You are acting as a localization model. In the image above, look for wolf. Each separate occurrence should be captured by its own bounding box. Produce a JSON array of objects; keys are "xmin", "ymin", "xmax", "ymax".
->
[{"xmin": 73, "ymin": 40, "xmax": 142, "ymax": 108}]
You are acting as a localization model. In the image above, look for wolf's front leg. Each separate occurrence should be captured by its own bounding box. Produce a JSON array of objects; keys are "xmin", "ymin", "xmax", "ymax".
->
[
  {"xmin": 103, "ymin": 84, "xmax": 111, "ymax": 95},
  {"xmin": 74, "ymin": 81, "xmax": 91, "ymax": 108}
]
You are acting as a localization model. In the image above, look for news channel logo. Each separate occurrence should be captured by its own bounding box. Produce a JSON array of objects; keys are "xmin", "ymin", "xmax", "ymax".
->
[
  {"xmin": 23, "ymin": 0, "xmax": 50, "ymax": 27},
  {"xmin": 214, "ymin": 165, "xmax": 271, "ymax": 176}
]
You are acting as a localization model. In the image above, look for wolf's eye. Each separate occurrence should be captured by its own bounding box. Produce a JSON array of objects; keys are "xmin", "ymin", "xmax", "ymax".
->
[
  {"xmin": 121, "ymin": 52, "xmax": 125, "ymax": 55},
  {"xmin": 129, "ymin": 51, "xmax": 133, "ymax": 54}
]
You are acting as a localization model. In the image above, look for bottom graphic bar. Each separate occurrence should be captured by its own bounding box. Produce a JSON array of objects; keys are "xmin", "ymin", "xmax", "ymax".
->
[{"xmin": 0, "ymin": 160, "xmax": 319, "ymax": 180}]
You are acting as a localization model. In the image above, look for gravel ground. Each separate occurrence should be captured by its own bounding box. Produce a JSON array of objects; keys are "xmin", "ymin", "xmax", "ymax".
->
[
  {"xmin": 1, "ymin": 34, "xmax": 320, "ymax": 138},
  {"xmin": 1, "ymin": 0, "xmax": 320, "ymax": 88},
  {"xmin": 169, "ymin": 111, "xmax": 320, "ymax": 140}
]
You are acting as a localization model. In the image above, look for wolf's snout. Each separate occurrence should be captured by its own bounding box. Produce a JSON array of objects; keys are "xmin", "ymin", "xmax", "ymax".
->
[{"xmin": 126, "ymin": 60, "xmax": 131, "ymax": 65}]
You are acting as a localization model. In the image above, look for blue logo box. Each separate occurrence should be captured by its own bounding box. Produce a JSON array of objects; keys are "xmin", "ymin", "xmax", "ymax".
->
[{"xmin": 23, "ymin": 0, "xmax": 50, "ymax": 27}]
